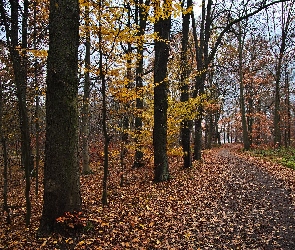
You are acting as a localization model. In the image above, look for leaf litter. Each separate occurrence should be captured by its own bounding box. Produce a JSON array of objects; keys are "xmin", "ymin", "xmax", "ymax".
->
[{"xmin": 1, "ymin": 144, "xmax": 295, "ymax": 249}]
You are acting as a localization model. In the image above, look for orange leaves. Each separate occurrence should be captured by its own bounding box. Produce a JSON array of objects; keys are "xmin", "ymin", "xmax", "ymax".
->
[
  {"xmin": 3, "ymin": 145, "xmax": 295, "ymax": 248},
  {"xmin": 56, "ymin": 211, "xmax": 86, "ymax": 230}
]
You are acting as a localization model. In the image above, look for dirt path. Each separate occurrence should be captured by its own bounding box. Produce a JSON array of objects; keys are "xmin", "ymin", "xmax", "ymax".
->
[{"xmin": 196, "ymin": 147, "xmax": 295, "ymax": 249}]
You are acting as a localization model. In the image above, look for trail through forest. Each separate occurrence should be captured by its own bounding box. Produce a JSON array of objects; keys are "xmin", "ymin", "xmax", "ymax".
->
[
  {"xmin": 202, "ymin": 147, "xmax": 295, "ymax": 249},
  {"xmin": 1, "ymin": 144, "xmax": 295, "ymax": 249}
]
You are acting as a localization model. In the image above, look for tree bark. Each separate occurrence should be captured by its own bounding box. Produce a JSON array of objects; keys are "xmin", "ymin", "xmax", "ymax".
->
[
  {"xmin": 237, "ymin": 25, "xmax": 251, "ymax": 151},
  {"xmin": 39, "ymin": 0, "xmax": 81, "ymax": 234},
  {"xmin": 0, "ymin": 82, "xmax": 11, "ymax": 224},
  {"xmin": 0, "ymin": 0, "xmax": 33, "ymax": 226},
  {"xmin": 82, "ymin": 1, "xmax": 91, "ymax": 174},
  {"xmin": 284, "ymin": 68, "xmax": 290, "ymax": 147},
  {"xmin": 98, "ymin": 0, "xmax": 109, "ymax": 206},
  {"xmin": 180, "ymin": 0, "xmax": 192, "ymax": 168},
  {"xmin": 191, "ymin": 0, "xmax": 210, "ymax": 161},
  {"xmin": 33, "ymin": 0, "xmax": 40, "ymax": 195},
  {"xmin": 153, "ymin": 0, "xmax": 171, "ymax": 182},
  {"xmin": 133, "ymin": 0, "xmax": 150, "ymax": 168}
]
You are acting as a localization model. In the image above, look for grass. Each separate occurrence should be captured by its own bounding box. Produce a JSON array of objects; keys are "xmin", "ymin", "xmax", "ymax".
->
[{"xmin": 251, "ymin": 146, "xmax": 295, "ymax": 170}]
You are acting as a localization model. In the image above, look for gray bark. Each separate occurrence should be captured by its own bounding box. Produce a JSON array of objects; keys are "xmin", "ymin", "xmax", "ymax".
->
[{"xmin": 39, "ymin": 0, "xmax": 81, "ymax": 234}]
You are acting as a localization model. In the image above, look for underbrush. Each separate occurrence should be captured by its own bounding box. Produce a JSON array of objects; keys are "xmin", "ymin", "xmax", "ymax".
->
[{"xmin": 251, "ymin": 147, "xmax": 295, "ymax": 170}]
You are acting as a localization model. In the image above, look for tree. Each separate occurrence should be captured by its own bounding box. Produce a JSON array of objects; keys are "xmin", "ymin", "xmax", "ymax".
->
[
  {"xmin": 236, "ymin": 21, "xmax": 251, "ymax": 150},
  {"xmin": 270, "ymin": 1, "xmax": 295, "ymax": 147},
  {"xmin": 191, "ymin": 0, "xmax": 211, "ymax": 160},
  {"xmin": 191, "ymin": 0, "xmax": 292, "ymax": 159},
  {"xmin": 133, "ymin": 0, "xmax": 150, "ymax": 168},
  {"xmin": 99, "ymin": 0, "xmax": 110, "ymax": 206},
  {"xmin": 38, "ymin": 0, "xmax": 81, "ymax": 234},
  {"xmin": 0, "ymin": 79, "xmax": 11, "ymax": 224},
  {"xmin": 0, "ymin": 0, "xmax": 34, "ymax": 226},
  {"xmin": 153, "ymin": 0, "xmax": 172, "ymax": 182},
  {"xmin": 180, "ymin": 0, "xmax": 193, "ymax": 168},
  {"xmin": 81, "ymin": 0, "xmax": 92, "ymax": 174}
]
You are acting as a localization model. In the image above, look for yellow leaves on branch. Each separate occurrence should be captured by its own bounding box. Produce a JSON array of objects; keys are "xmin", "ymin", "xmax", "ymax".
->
[
  {"xmin": 168, "ymin": 94, "xmax": 206, "ymax": 122},
  {"xmin": 172, "ymin": 2, "xmax": 193, "ymax": 18},
  {"xmin": 166, "ymin": 94, "xmax": 207, "ymax": 156},
  {"xmin": 79, "ymin": 0, "xmax": 90, "ymax": 8},
  {"xmin": 29, "ymin": 49, "xmax": 48, "ymax": 58},
  {"xmin": 111, "ymin": 86, "xmax": 137, "ymax": 104},
  {"xmin": 15, "ymin": 46, "xmax": 48, "ymax": 58},
  {"xmin": 149, "ymin": 0, "xmax": 193, "ymax": 23}
]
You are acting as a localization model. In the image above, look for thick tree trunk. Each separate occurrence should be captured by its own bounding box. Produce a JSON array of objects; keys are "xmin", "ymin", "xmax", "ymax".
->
[
  {"xmin": 153, "ymin": 1, "xmax": 171, "ymax": 182},
  {"xmin": 194, "ymin": 116, "xmax": 203, "ymax": 160},
  {"xmin": 39, "ymin": 0, "xmax": 81, "ymax": 234}
]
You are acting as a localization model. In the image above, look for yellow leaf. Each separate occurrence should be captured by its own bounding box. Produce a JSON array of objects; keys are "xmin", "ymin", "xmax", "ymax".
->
[
  {"xmin": 41, "ymin": 240, "xmax": 47, "ymax": 247},
  {"xmin": 77, "ymin": 240, "xmax": 85, "ymax": 246},
  {"xmin": 65, "ymin": 238, "xmax": 73, "ymax": 244},
  {"xmin": 86, "ymin": 239, "xmax": 95, "ymax": 245}
]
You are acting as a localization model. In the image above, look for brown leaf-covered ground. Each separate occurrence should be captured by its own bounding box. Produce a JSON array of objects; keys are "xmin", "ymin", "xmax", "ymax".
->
[{"xmin": 1, "ymin": 144, "xmax": 295, "ymax": 249}]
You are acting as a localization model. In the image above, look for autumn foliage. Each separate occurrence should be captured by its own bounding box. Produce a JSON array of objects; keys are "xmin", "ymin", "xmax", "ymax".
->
[
  {"xmin": 1, "ymin": 145, "xmax": 295, "ymax": 248},
  {"xmin": 1, "ymin": 0, "xmax": 295, "ymax": 248}
]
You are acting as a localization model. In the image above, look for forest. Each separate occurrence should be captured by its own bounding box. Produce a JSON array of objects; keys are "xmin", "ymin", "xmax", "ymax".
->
[{"xmin": 0, "ymin": 0, "xmax": 295, "ymax": 248}]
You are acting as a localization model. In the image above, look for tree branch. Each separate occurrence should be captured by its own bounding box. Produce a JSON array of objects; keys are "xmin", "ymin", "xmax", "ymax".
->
[{"xmin": 206, "ymin": 0, "xmax": 291, "ymax": 67}]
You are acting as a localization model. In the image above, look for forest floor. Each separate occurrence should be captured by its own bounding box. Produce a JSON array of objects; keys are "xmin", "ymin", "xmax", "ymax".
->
[{"xmin": 1, "ymin": 144, "xmax": 295, "ymax": 249}]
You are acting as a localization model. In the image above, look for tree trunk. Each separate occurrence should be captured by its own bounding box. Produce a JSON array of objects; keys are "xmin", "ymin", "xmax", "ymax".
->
[
  {"xmin": 101, "ymin": 72, "xmax": 109, "ymax": 205},
  {"xmin": 191, "ymin": 0, "xmax": 211, "ymax": 161},
  {"xmin": 39, "ymin": 0, "xmax": 81, "ymax": 234},
  {"xmin": 21, "ymin": 0, "xmax": 32, "ymax": 227},
  {"xmin": 82, "ymin": 1, "xmax": 91, "ymax": 174},
  {"xmin": 247, "ymin": 92, "xmax": 253, "ymax": 146},
  {"xmin": 133, "ymin": 0, "xmax": 150, "ymax": 168},
  {"xmin": 33, "ymin": 0, "xmax": 40, "ymax": 195},
  {"xmin": 1, "ymin": 0, "xmax": 34, "ymax": 226},
  {"xmin": 273, "ymin": 34, "xmax": 286, "ymax": 147},
  {"xmin": 180, "ymin": 0, "xmax": 192, "ymax": 168},
  {"xmin": 206, "ymin": 113, "xmax": 213, "ymax": 149},
  {"xmin": 284, "ymin": 68, "xmax": 290, "ymax": 147},
  {"xmin": 153, "ymin": 0, "xmax": 171, "ymax": 182},
  {"xmin": 237, "ymin": 25, "xmax": 250, "ymax": 151},
  {"xmin": 98, "ymin": 0, "xmax": 109, "ymax": 205},
  {"xmin": 273, "ymin": 1, "xmax": 293, "ymax": 147},
  {"xmin": 0, "ymin": 82, "xmax": 11, "ymax": 224}
]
